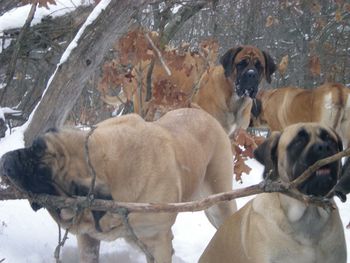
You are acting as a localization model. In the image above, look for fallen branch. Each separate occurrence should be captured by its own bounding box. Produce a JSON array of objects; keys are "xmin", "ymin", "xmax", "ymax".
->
[{"xmin": 1, "ymin": 147, "xmax": 349, "ymax": 213}]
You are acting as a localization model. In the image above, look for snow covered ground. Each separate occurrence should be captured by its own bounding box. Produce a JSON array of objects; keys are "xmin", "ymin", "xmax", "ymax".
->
[{"xmin": 0, "ymin": 127, "xmax": 350, "ymax": 263}]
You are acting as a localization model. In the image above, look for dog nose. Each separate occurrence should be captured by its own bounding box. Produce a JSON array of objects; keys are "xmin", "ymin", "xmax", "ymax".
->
[{"xmin": 246, "ymin": 69, "xmax": 257, "ymax": 78}]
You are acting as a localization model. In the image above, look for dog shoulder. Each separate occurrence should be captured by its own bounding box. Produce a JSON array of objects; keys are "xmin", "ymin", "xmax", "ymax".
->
[{"xmin": 97, "ymin": 114, "xmax": 144, "ymax": 128}]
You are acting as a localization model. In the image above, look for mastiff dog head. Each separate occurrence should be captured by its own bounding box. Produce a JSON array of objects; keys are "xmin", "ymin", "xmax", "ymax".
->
[
  {"xmin": 255, "ymin": 122, "xmax": 343, "ymax": 196},
  {"xmin": 220, "ymin": 45, "xmax": 276, "ymax": 99}
]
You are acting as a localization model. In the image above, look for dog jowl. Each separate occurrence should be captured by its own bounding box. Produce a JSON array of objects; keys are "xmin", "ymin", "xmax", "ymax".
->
[
  {"xmin": 1, "ymin": 137, "xmax": 56, "ymax": 197},
  {"xmin": 220, "ymin": 45, "xmax": 276, "ymax": 98}
]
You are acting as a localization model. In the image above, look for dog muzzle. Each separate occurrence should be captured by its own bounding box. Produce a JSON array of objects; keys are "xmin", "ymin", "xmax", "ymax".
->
[{"xmin": 235, "ymin": 69, "xmax": 259, "ymax": 98}]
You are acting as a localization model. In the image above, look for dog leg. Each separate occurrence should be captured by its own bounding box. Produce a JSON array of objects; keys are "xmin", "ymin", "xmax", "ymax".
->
[
  {"xmin": 202, "ymin": 148, "xmax": 237, "ymax": 228},
  {"xmin": 140, "ymin": 229, "xmax": 174, "ymax": 263},
  {"xmin": 77, "ymin": 234, "xmax": 100, "ymax": 263}
]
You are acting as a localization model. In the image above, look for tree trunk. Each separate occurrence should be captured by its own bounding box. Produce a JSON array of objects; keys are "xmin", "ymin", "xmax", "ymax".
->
[{"xmin": 24, "ymin": 0, "xmax": 149, "ymax": 146}]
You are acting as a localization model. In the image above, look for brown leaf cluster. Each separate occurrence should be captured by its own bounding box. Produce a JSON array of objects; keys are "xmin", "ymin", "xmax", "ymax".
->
[
  {"xmin": 99, "ymin": 28, "xmax": 218, "ymax": 124},
  {"xmin": 22, "ymin": 0, "xmax": 56, "ymax": 9},
  {"xmin": 232, "ymin": 129, "xmax": 265, "ymax": 182},
  {"xmin": 118, "ymin": 28, "xmax": 157, "ymax": 65}
]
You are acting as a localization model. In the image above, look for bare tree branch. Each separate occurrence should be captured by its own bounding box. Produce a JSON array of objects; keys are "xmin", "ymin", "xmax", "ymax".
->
[{"xmin": 0, "ymin": 3, "xmax": 37, "ymax": 103}]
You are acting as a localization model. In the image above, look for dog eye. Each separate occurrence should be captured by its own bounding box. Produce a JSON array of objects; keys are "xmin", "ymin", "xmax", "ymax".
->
[
  {"xmin": 320, "ymin": 130, "xmax": 336, "ymax": 145},
  {"xmin": 237, "ymin": 60, "xmax": 248, "ymax": 68},
  {"xmin": 289, "ymin": 129, "xmax": 309, "ymax": 148},
  {"xmin": 255, "ymin": 61, "xmax": 261, "ymax": 68}
]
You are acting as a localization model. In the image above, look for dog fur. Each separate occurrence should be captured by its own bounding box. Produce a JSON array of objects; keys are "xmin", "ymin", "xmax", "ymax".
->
[
  {"xmin": 1, "ymin": 108, "xmax": 237, "ymax": 263},
  {"xmin": 199, "ymin": 123, "xmax": 346, "ymax": 263},
  {"xmin": 251, "ymin": 82, "xmax": 350, "ymax": 147}
]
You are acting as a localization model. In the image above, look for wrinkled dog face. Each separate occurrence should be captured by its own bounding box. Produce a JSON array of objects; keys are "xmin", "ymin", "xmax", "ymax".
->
[
  {"xmin": 254, "ymin": 123, "xmax": 342, "ymax": 196},
  {"xmin": 1, "ymin": 137, "xmax": 57, "ymax": 197},
  {"xmin": 220, "ymin": 46, "xmax": 276, "ymax": 98}
]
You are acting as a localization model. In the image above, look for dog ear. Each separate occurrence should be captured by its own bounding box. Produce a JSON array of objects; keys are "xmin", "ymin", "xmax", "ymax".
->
[
  {"xmin": 334, "ymin": 130, "xmax": 343, "ymax": 153},
  {"xmin": 220, "ymin": 47, "xmax": 243, "ymax": 78},
  {"xmin": 31, "ymin": 137, "xmax": 47, "ymax": 159},
  {"xmin": 254, "ymin": 131, "xmax": 281, "ymax": 179},
  {"xmin": 334, "ymin": 158, "xmax": 350, "ymax": 202},
  {"xmin": 262, "ymin": 51, "xmax": 276, "ymax": 83}
]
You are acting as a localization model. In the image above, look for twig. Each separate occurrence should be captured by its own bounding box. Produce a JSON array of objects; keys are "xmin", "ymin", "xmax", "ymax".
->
[
  {"xmin": 145, "ymin": 33, "xmax": 171, "ymax": 76},
  {"xmin": 0, "ymin": 3, "xmax": 37, "ymax": 103},
  {"xmin": 54, "ymin": 223, "xmax": 70, "ymax": 263},
  {"xmin": 290, "ymin": 147, "xmax": 350, "ymax": 189},
  {"xmin": 84, "ymin": 126, "xmax": 97, "ymax": 200},
  {"xmin": 118, "ymin": 209, "xmax": 155, "ymax": 262}
]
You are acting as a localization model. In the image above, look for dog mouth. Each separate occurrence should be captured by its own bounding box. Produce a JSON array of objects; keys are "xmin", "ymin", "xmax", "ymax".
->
[
  {"xmin": 298, "ymin": 164, "xmax": 338, "ymax": 197},
  {"xmin": 315, "ymin": 167, "xmax": 331, "ymax": 177},
  {"xmin": 235, "ymin": 82, "xmax": 258, "ymax": 98}
]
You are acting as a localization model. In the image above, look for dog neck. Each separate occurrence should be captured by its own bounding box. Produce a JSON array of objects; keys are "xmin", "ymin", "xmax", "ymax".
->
[
  {"xmin": 226, "ymin": 93, "xmax": 252, "ymax": 135},
  {"xmin": 278, "ymin": 193, "xmax": 331, "ymax": 242}
]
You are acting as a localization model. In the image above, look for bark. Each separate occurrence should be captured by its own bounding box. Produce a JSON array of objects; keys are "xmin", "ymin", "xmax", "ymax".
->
[{"xmin": 23, "ymin": 0, "xmax": 150, "ymax": 146}]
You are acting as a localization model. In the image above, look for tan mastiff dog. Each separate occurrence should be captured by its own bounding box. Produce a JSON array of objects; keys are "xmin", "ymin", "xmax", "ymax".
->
[
  {"xmin": 251, "ymin": 82, "xmax": 350, "ymax": 147},
  {"xmin": 118, "ymin": 45, "xmax": 276, "ymax": 135},
  {"xmin": 1, "ymin": 108, "xmax": 236, "ymax": 263},
  {"xmin": 199, "ymin": 123, "xmax": 346, "ymax": 263},
  {"xmin": 193, "ymin": 45, "xmax": 276, "ymax": 135}
]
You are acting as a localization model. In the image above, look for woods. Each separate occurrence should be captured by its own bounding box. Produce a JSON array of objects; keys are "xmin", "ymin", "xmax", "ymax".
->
[
  {"xmin": 0, "ymin": 0, "xmax": 349, "ymax": 139},
  {"xmin": 0, "ymin": 0, "xmax": 350, "ymax": 262}
]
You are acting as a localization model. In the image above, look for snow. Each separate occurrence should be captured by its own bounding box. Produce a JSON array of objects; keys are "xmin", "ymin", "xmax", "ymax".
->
[{"xmin": 0, "ymin": 0, "xmax": 91, "ymax": 33}]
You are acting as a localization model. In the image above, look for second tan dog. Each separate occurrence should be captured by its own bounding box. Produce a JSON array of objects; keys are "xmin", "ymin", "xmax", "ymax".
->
[
  {"xmin": 251, "ymin": 82, "xmax": 350, "ymax": 147},
  {"xmin": 114, "ymin": 45, "xmax": 276, "ymax": 135},
  {"xmin": 199, "ymin": 123, "xmax": 346, "ymax": 263},
  {"xmin": 1, "ymin": 108, "xmax": 237, "ymax": 263}
]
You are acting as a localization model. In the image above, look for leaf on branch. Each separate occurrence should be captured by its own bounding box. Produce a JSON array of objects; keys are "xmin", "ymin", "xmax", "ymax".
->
[
  {"xmin": 232, "ymin": 129, "xmax": 264, "ymax": 182},
  {"xmin": 310, "ymin": 1, "xmax": 321, "ymax": 13},
  {"xmin": 344, "ymin": 3, "xmax": 350, "ymax": 12},
  {"xmin": 199, "ymin": 39, "xmax": 219, "ymax": 66},
  {"xmin": 335, "ymin": 9, "xmax": 343, "ymax": 22},
  {"xmin": 118, "ymin": 28, "xmax": 156, "ymax": 65},
  {"xmin": 22, "ymin": 0, "xmax": 56, "ymax": 9},
  {"xmin": 265, "ymin": 16, "xmax": 274, "ymax": 27},
  {"xmin": 309, "ymin": 55, "xmax": 321, "ymax": 76},
  {"xmin": 278, "ymin": 55, "xmax": 289, "ymax": 76}
]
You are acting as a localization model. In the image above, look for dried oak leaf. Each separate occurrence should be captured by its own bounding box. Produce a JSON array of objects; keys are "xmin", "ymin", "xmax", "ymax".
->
[
  {"xmin": 309, "ymin": 55, "xmax": 321, "ymax": 76},
  {"xmin": 265, "ymin": 15, "xmax": 274, "ymax": 27},
  {"xmin": 118, "ymin": 28, "xmax": 155, "ymax": 65},
  {"xmin": 232, "ymin": 129, "xmax": 260, "ymax": 182},
  {"xmin": 278, "ymin": 55, "xmax": 289, "ymax": 76}
]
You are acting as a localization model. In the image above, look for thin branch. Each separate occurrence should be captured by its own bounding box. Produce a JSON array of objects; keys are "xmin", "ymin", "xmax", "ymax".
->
[
  {"xmin": 54, "ymin": 223, "xmax": 70, "ymax": 263},
  {"xmin": 0, "ymin": 3, "xmax": 37, "ymax": 104},
  {"xmin": 84, "ymin": 126, "xmax": 97, "ymax": 199},
  {"xmin": 145, "ymin": 32, "xmax": 171, "ymax": 76},
  {"xmin": 118, "ymin": 209, "xmax": 155, "ymax": 262}
]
